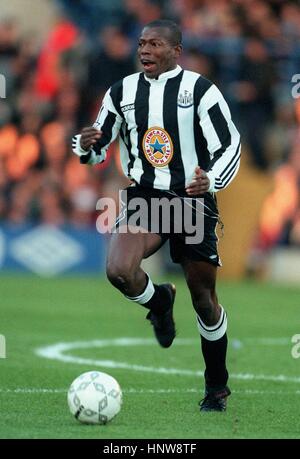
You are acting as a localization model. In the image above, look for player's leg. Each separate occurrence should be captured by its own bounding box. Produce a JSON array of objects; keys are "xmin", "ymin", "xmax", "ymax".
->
[
  {"xmin": 106, "ymin": 226, "xmax": 162, "ymax": 297},
  {"xmin": 106, "ymin": 228, "xmax": 176, "ymax": 347},
  {"xmin": 181, "ymin": 258, "xmax": 230, "ymax": 410}
]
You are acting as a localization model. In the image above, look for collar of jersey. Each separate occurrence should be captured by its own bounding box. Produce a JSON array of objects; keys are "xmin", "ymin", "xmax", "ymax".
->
[{"xmin": 143, "ymin": 65, "xmax": 182, "ymax": 83}]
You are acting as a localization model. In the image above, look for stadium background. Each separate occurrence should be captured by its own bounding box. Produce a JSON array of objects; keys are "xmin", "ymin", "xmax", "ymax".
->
[{"xmin": 1, "ymin": 0, "xmax": 299, "ymax": 281}]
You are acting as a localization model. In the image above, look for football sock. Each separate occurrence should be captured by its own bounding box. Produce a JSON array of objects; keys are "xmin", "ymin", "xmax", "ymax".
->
[
  {"xmin": 196, "ymin": 306, "xmax": 229, "ymax": 387},
  {"xmin": 125, "ymin": 274, "xmax": 170, "ymax": 315},
  {"xmin": 125, "ymin": 273, "xmax": 154, "ymax": 305}
]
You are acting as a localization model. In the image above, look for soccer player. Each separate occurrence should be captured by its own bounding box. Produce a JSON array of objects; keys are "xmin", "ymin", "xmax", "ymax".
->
[{"xmin": 72, "ymin": 20, "xmax": 241, "ymax": 412}]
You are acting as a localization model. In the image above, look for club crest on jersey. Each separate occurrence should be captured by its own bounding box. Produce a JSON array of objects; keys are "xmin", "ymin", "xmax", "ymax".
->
[
  {"xmin": 177, "ymin": 90, "xmax": 193, "ymax": 108},
  {"xmin": 143, "ymin": 127, "xmax": 173, "ymax": 167}
]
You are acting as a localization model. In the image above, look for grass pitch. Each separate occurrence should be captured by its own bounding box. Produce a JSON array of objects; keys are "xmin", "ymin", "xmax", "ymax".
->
[{"xmin": 0, "ymin": 274, "xmax": 299, "ymax": 439}]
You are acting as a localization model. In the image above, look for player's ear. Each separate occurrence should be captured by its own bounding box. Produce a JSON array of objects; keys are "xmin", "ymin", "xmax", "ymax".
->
[{"xmin": 174, "ymin": 44, "xmax": 182, "ymax": 58}]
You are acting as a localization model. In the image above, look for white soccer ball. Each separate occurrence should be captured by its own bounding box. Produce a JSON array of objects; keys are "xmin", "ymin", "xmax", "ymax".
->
[{"xmin": 67, "ymin": 371, "xmax": 122, "ymax": 425}]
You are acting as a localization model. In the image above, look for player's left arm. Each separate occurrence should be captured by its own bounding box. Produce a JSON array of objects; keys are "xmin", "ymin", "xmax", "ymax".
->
[{"xmin": 187, "ymin": 84, "xmax": 241, "ymax": 195}]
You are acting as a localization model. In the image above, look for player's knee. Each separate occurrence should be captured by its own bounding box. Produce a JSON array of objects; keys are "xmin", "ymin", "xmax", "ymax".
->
[{"xmin": 106, "ymin": 262, "xmax": 134, "ymax": 291}]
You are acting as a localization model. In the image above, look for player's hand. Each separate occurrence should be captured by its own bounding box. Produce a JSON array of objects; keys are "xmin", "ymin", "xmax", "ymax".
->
[
  {"xmin": 80, "ymin": 127, "xmax": 102, "ymax": 151},
  {"xmin": 186, "ymin": 166, "xmax": 210, "ymax": 196}
]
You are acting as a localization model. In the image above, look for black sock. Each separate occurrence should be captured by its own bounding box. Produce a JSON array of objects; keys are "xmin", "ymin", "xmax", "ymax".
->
[
  {"xmin": 143, "ymin": 284, "xmax": 171, "ymax": 315},
  {"xmin": 201, "ymin": 333, "xmax": 228, "ymax": 388}
]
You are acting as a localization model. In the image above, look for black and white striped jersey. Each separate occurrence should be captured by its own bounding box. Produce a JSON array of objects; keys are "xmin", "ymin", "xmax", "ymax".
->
[{"xmin": 72, "ymin": 65, "xmax": 241, "ymax": 192}]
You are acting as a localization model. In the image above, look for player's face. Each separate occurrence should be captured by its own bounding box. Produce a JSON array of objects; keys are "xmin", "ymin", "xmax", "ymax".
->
[{"xmin": 138, "ymin": 27, "xmax": 182, "ymax": 79}]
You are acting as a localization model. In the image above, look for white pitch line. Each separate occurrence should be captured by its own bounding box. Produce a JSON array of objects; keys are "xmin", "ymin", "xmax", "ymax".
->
[
  {"xmin": 34, "ymin": 337, "xmax": 300, "ymax": 384},
  {"xmin": 0, "ymin": 388, "xmax": 65, "ymax": 394},
  {"xmin": 244, "ymin": 337, "xmax": 291, "ymax": 346},
  {"xmin": 1, "ymin": 388, "xmax": 300, "ymax": 395}
]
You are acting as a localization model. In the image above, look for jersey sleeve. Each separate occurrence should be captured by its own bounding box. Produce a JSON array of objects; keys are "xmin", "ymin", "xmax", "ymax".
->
[
  {"xmin": 197, "ymin": 84, "xmax": 241, "ymax": 192},
  {"xmin": 72, "ymin": 87, "xmax": 123, "ymax": 165}
]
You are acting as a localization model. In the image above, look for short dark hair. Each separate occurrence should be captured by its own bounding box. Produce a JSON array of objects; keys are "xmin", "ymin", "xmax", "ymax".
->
[{"xmin": 143, "ymin": 19, "xmax": 182, "ymax": 46}]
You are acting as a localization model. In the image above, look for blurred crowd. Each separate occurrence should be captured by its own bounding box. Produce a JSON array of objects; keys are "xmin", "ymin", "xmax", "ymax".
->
[{"xmin": 0, "ymin": 0, "xmax": 300, "ymax": 249}]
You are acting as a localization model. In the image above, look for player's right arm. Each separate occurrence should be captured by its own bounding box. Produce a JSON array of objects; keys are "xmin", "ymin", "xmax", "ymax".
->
[{"xmin": 72, "ymin": 88, "xmax": 123, "ymax": 165}]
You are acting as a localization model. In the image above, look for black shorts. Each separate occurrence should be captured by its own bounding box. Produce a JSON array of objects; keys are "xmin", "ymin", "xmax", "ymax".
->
[{"xmin": 114, "ymin": 184, "xmax": 222, "ymax": 266}]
